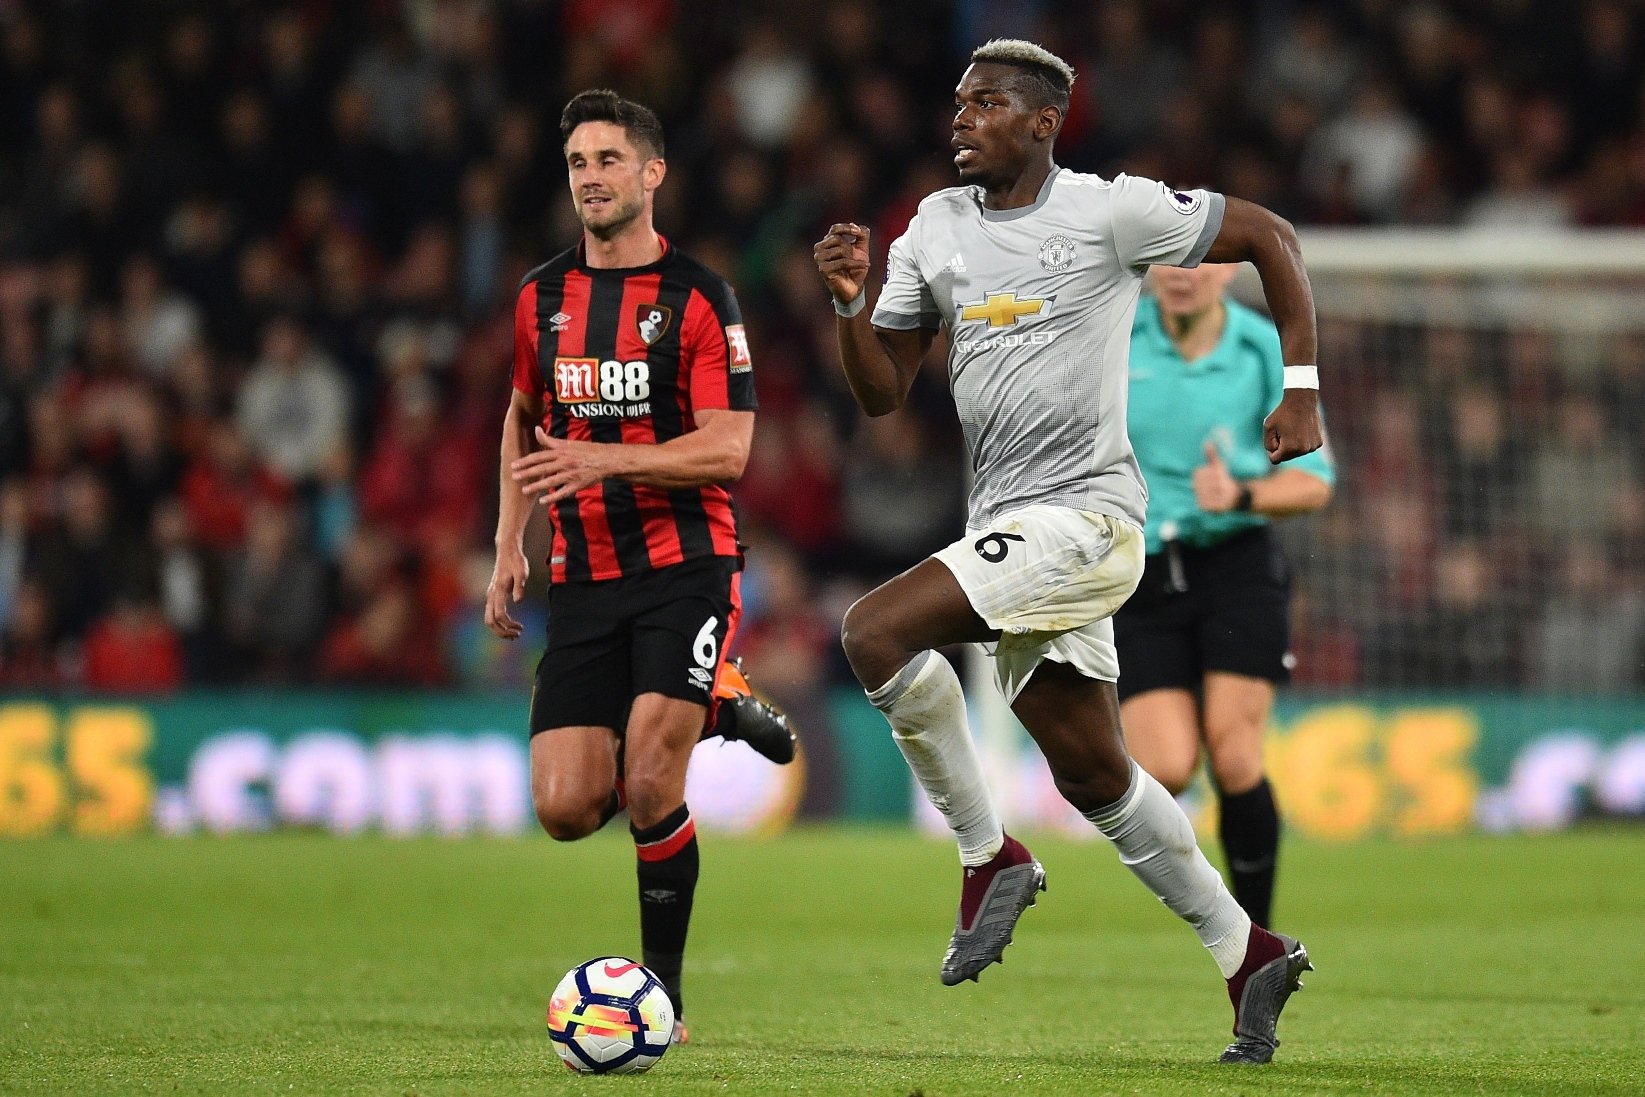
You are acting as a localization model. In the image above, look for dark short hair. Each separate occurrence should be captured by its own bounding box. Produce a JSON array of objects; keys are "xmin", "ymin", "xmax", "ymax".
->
[
  {"xmin": 969, "ymin": 39, "xmax": 1075, "ymax": 113},
  {"xmin": 559, "ymin": 89, "xmax": 665, "ymax": 160}
]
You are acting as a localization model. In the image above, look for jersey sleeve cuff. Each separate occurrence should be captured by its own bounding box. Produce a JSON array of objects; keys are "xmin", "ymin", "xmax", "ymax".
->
[{"xmin": 1180, "ymin": 191, "xmax": 1227, "ymax": 268}]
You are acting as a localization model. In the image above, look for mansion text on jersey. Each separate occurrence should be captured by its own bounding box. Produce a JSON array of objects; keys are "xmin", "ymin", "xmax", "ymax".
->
[{"xmin": 566, "ymin": 401, "xmax": 651, "ymax": 418}]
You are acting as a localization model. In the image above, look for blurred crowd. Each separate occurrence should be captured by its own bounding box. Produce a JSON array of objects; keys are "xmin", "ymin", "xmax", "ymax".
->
[
  {"xmin": 1280, "ymin": 315, "xmax": 1645, "ymax": 692},
  {"xmin": 2, "ymin": 0, "xmax": 1643, "ymax": 707}
]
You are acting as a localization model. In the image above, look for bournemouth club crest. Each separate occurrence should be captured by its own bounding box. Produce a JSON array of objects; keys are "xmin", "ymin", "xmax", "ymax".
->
[{"xmin": 636, "ymin": 303, "xmax": 673, "ymax": 345}]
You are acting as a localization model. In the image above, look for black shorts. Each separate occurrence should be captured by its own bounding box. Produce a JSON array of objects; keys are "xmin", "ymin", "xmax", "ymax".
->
[
  {"xmin": 1113, "ymin": 526, "xmax": 1292, "ymax": 703},
  {"xmin": 530, "ymin": 554, "xmax": 742, "ymax": 735}
]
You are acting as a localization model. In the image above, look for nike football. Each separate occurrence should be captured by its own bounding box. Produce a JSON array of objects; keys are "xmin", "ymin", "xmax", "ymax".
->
[{"xmin": 546, "ymin": 956, "xmax": 674, "ymax": 1073}]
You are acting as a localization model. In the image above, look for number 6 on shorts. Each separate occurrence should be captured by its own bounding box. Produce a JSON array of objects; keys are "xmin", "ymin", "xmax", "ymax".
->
[
  {"xmin": 974, "ymin": 531, "xmax": 1026, "ymax": 563},
  {"xmin": 693, "ymin": 616, "xmax": 720, "ymax": 670}
]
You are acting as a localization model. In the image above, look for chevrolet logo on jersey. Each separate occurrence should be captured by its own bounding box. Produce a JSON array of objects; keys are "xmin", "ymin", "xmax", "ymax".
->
[{"xmin": 958, "ymin": 292, "xmax": 1054, "ymax": 327}]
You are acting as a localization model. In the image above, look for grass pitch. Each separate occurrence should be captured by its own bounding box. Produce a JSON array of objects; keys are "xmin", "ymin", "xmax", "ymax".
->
[{"xmin": 2, "ymin": 828, "xmax": 1642, "ymax": 1096}]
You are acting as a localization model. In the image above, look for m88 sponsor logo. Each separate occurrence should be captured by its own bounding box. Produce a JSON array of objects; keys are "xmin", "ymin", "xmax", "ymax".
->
[{"xmin": 554, "ymin": 357, "xmax": 652, "ymax": 418}]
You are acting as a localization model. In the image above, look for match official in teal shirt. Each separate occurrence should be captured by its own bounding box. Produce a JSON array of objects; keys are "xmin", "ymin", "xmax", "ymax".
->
[{"xmin": 1116, "ymin": 263, "xmax": 1334, "ymax": 929}]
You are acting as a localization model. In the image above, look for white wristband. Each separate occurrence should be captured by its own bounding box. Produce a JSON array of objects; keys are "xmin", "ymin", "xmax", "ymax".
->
[
  {"xmin": 833, "ymin": 291, "xmax": 867, "ymax": 318},
  {"xmin": 1283, "ymin": 365, "xmax": 1319, "ymax": 390}
]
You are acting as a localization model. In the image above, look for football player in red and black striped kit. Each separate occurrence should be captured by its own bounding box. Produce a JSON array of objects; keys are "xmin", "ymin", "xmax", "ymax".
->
[{"xmin": 485, "ymin": 89, "xmax": 794, "ymax": 1045}]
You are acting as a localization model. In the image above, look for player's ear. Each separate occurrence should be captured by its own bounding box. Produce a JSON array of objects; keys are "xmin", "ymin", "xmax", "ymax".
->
[
  {"xmin": 1035, "ymin": 104, "xmax": 1062, "ymax": 142},
  {"xmin": 643, "ymin": 157, "xmax": 667, "ymax": 193}
]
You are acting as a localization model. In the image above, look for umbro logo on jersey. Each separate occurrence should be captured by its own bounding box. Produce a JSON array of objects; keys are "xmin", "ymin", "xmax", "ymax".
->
[
  {"xmin": 958, "ymin": 291, "xmax": 1054, "ymax": 328},
  {"xmin": 942, "ymin": 251, "xmax": 967, "ymax": 273},
  {"xmin": 548, "ymin": 311, "xmax": 572, "ymax": 331}
]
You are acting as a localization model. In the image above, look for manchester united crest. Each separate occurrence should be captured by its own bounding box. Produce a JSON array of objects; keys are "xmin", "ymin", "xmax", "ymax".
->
[
  {"xmin": 636, "ymin": 303, "xmax": 673, "ymax": 345},
  {"xmin": 1038, "ymin": 234, "xmax": 1076, "ymax": 273}
]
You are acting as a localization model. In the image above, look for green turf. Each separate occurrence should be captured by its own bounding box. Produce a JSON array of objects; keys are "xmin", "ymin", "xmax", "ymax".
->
[{"xmin": 2, "ymin": 828, "xmax": 1642, "ymax": 1096}]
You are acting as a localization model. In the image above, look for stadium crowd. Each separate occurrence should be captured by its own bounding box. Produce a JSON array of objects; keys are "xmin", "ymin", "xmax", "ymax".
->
[{"xmin": 2, "ymin": 0, "xmax": 1643, "ymax": 712}]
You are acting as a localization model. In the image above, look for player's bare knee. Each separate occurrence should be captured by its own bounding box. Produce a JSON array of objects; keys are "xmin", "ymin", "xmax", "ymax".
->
[
  {"xmin": 1151, "ymin": 763, "xmax": 1196, "ymax": 798},
  {"xmin": 1203, "ymin": 718, "xmax": 1264, "ymax": 792},
  {"xmin": 534, "ymin": 799, "xmax": 601, "ymax": 842},
  {"xmin": 622, "ymin": 773, "xmax": 681, "ymax": 830},
  {"xmin": 1136, "ymin": 745, "xmax": 1198, "ymax": 795},
  {"xmin": 1208, "ymin": 749, "xmax": 1264, "ymax": 796},
  {"xmin": 840, "ymin": 596, "xmax": 900, "ymax": 688},
  {"xmin": 839, "ymin": 595, "xmax": 876, "ymax": 655}
]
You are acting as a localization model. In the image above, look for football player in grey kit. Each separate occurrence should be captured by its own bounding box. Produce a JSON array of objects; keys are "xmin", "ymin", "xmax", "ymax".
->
[{"xmin": 814, "ymin": 39, "xmax": 1323, "ymax": 1064}]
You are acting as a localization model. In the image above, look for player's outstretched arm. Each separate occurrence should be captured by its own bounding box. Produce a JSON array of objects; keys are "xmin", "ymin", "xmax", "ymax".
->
[
  {"xmin": 814, "ymin": 223, "xmax": 932, "ymax": 416},
  {"xmin": 1202, "ymin": 198, "xmax": 1323, "ymax": 464}
]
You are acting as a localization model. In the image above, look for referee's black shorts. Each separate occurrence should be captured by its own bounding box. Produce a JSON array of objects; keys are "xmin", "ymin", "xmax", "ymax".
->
[
  {"xmin": 1113, "ymin": 526, "xmax": 1292, "ymax": 703},
  {"xmin": 530, "ymin": 554, "xmax": 741, "ymax": 736}
]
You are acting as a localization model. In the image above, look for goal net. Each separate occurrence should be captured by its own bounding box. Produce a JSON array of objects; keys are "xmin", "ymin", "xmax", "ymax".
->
[{"xmin": 1245, "ymin": 229, "xmax": 1645, "ymax": 695}]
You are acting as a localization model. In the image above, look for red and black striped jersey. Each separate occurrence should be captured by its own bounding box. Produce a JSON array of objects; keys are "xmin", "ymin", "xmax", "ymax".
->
[{"xmin": 512, "ymin": 237, "xmax": 757, "ymax": 583}]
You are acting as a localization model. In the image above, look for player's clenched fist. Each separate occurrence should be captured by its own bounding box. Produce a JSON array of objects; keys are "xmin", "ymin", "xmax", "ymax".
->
[
  {"xmin": 814, "ymin": 223, "xmax": 871, "ymax": 307},
  {"xmin": 1262, "ymin": 390, "xmax": 1325, "ymax": 464}
]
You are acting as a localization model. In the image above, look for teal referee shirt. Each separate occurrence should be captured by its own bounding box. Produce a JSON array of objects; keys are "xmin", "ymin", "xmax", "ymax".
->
[{"xmin": 1127, "ymin": 296, "xmax": 1335, "ymax": 555}]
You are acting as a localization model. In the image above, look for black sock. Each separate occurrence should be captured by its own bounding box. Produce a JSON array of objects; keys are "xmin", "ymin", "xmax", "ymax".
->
[
  {"xmin": 707, "ymin": 702, "xmax": 735, "ymax": 739},
  {"xmin": 632, "ymin": 803, "xmax": 698, "ymax": 1018},
  {"xmin": 1219, "ymin": 778, "xmax": 1281, "ymax": 929}
]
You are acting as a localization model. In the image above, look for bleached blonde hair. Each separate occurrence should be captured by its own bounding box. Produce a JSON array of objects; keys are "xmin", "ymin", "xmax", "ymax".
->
[{"xmin": 969, "ymin": 39, "xmax": 1076, "ymax": 108}]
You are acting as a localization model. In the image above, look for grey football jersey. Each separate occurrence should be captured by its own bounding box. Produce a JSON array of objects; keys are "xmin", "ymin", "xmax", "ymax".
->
[{"xmin": 872, "ymin": 167, "xmax": 1225, "ymax": 529}]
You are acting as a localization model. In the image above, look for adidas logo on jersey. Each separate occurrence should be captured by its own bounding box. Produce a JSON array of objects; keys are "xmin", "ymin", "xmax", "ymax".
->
[
  {"xmin": 548, "ymin": 311, "xmax": 572, "ymax": 331},
  {"xmin": 942, "ymin": 252, "xmax": 967, "ymax": 274}
]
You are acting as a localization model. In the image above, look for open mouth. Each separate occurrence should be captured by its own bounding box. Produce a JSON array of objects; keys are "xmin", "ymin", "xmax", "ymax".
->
[
  {"xmin": 952, "ymin": 141, "xmax": 978, "ymax": 166},
  {"xmin": 582, "ymin": 194, "xmax": 613, "ymax": 211}
]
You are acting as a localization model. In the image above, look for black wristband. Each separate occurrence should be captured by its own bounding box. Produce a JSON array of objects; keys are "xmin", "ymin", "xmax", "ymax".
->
[{"xmin": 1233, "ymin": 483, "xmax": 1254, "ymax": 512}]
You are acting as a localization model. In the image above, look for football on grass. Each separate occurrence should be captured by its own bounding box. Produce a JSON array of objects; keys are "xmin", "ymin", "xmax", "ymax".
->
[{"xmin": 546, "ymin": 957, "xmax": 674, "ymax": 1074}]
